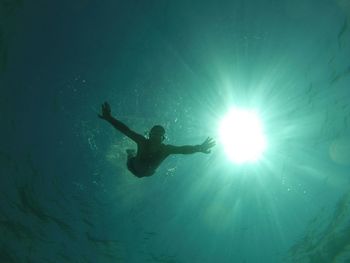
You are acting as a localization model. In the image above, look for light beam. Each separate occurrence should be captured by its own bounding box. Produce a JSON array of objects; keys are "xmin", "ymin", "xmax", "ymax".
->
[{"xmin": 219, "ymin": 108, "xmax": 267, "ymax": 164}]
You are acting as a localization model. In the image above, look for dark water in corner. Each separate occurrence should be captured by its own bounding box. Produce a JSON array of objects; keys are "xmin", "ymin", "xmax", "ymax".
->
[{"xmin": 1, "ymin": 0, "xmax": 350, "ymax": 262}]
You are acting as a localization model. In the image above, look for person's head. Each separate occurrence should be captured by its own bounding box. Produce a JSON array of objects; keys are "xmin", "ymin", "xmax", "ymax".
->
[{"xmin": 149, "ymin": 125, "xmax": 166, "ymax": 143}]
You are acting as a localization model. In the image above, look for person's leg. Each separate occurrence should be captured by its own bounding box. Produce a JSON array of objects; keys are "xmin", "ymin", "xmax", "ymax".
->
[
  {"xmin": 126, "ymin": 152, "xmax": 142, "ymax": 177},
  {"xmin": 126, "ymin": 149, "xmax": 136, "ymax": 157},
  {"xmin": 126, "ymin": 156, "xmax": 136, "ymax": 173},
  {"xmin": 125, "ymin": 150, "xmax": 151, "ymax": 178}
]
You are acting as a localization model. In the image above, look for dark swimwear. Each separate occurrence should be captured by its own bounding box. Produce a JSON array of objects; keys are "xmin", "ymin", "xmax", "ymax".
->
[{"xmin": 127, "ymin": 157, "xmax": 155, "ymax": 178}]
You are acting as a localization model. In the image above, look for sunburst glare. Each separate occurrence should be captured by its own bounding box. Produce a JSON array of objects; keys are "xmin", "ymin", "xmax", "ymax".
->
[{"xmin": 219, "ymin": 108, "xmax": 267, "ymax": 164}]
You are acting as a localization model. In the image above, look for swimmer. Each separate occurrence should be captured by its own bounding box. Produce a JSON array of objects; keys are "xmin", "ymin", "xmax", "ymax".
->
[{"xmin": 98, "ymin": 102, "xmax": 215, "ymax": 177}]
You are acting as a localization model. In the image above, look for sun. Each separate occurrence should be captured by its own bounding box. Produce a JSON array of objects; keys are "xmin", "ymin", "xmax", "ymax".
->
[{"xmin": 219, "ymin": 108, "xmax": 267, "ymax": 164}]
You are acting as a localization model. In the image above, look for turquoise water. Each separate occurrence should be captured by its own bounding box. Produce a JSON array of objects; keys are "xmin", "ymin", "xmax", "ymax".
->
[{"xmin": 1, "ymin": 0, "xmax": 350, "ymax": 262}]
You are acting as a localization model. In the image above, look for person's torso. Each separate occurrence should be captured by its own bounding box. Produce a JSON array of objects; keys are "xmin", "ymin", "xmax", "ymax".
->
[{"xmin": 136, "ymin": 141, "xmax": 169, "ymax": 170}]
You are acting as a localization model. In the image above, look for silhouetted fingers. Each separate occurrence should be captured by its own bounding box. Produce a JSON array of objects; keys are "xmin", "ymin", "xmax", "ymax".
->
[
  {"xmin": 101, "ymin": 102, "xmax": 111, "ymax": 114},
  {"xmin": 204, "ymin": 137, "xmax": 216, "ymax": 148},
  {"xmin": 208, "ymin": 137, "xmax": 215, "ymax": 144}
]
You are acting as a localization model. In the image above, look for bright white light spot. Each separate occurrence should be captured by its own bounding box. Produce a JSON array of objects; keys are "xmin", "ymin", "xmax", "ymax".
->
[{"xmin": 219, "ymin": 108, "xmax": 267, "ymax": 164}]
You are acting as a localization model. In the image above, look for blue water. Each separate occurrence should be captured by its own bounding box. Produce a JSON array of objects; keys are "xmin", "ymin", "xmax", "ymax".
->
[{"xmin": 1, "ymin": 0, "xmax": 350, "ymax": 262}]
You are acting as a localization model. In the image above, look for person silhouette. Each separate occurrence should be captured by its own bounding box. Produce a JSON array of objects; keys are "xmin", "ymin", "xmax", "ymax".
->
[{"xmin": 98, "ymin": 102, "xmax": 215, "ymax": 178}]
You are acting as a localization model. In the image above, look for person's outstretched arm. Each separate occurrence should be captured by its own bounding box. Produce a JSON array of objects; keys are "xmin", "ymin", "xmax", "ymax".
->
[
  {"xmin": 166, "ymin": 137, "xmax": 215, "ymax": 155},
  {"xmin": 98, "ymin": 102, "xmax": 145, "ymax": 144}
]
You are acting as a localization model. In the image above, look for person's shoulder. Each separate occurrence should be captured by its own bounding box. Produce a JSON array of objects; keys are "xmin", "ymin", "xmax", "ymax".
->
[{"xmin": 139, "ymin": 136, "xmax": 147, "ymax": 143}]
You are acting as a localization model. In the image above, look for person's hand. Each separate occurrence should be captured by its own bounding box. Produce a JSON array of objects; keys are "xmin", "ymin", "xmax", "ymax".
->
[
  {"xmin": 98, "ymin": 102, "xmax": 112, "ymax": 120},
  {"xmin": 198, "ymin": 137, "xmax": 216, "ymax": 154}
]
